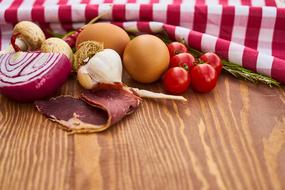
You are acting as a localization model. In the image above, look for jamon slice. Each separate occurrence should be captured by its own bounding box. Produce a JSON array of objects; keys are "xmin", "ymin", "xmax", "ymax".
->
[{"xmin": 35, "ymin": 87, "xmax": 141, "ymax": 133}]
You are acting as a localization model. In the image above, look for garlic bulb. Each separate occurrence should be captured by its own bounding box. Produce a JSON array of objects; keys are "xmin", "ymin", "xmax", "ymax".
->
[{"xmin": 77, "ymin": 49, "xmax": 122, "ymax": 89}]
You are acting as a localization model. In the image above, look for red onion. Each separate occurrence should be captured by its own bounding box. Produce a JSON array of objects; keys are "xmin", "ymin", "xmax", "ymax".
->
[{"xmin": 0, "ymin": 52, "xmax": 71, "ymax": 102}]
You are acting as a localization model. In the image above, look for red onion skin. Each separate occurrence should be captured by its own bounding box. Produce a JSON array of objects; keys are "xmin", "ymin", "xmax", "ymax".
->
[
  {"xmin": 10, "ymin": 33, "xmax": 21, "ymax": 52},
  {"xmin": 63, "ymin": 28, "xmax": 83, "ymax": 48},
  {"xmin": 0, "ymin": 54, "xmax": 71, "ymax": 102}
]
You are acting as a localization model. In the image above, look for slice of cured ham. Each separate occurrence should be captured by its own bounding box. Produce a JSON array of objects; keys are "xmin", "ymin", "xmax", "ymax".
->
[{"xmin": 35, "ymin": 87, "xmax": 141, "ymax": 133}]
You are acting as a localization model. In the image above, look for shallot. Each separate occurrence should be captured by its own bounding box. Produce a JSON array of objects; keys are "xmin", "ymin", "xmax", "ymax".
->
[{"xmin": 41, "ymin": 37, "xmax": 74, "ymax": 62}]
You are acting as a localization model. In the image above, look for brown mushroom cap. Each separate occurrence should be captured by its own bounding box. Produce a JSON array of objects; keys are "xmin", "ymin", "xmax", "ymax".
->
[{"xmin": 13, "ymin": 21, "xmax": 45, "ymax": 50}]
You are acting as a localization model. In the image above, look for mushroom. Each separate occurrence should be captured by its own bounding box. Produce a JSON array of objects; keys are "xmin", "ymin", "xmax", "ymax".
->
[
  {"xmin": 0, "ymin": 21, "xmax": 45, "ymax": 54},
  {"xmin": 41, "ymin": 37, "xmax": 74, "ymax": 62}
]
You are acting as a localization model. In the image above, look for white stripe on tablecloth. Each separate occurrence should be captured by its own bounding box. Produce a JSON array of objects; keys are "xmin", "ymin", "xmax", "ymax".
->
[
  {"xmin": 135, "ymin": 0, "xmax": 151, "ymax": 3},
  {"xmin": 123, "ymin": 21, "xmax": 138, "ymax": 32},
  {"xmin": 71, "ymin": 1, "xmax": 86, "ymax": 29},
  {"xmin": 0, "ymin": 0, "xmax": 15, "ymax": 49},
  {"xmin": 276, "ymin": 0, "xmax": 285, "ymax": 7},
  {"xmin": 89, "ymin": 0, "xmax": 104, "ymax": 3},
  {"xmin": 167, "ymin": 0, "xmax": 175, "ymax": 3},
  {"xmin": 68, "ymin": 0, "xmax": 81, "ymax": 6},
  {"xmin": 98, "ymin": 4, "xmax": 112, "ymax": 20},
  {"xmin": 251, "ymin": 0, "xmax": 265, "ymax": 6},
  {"xmin": 149, "ymin": 22, "xmax": 163, "ymax": 33},
  {"xmin": 0, "ymin": 24, "xmax": 13, "ymax": 49},
  {"xmin": 153, "ymin": 3, "xmax": 167, "ymax": 23},
  {"xmin": 231, "ymin": 5, "xmax": 249, "ymax": 46},
  {"xmin": 180, "ymin": 4, "xmax": 195, "ymax": 29},
  {"xmin": 201, "ymin": 34, "xmax": 218, "ymax": 53},
  {"xmin": 45, "ymin": 0, "xmax": 66, "ymax": 34},
  {"xmin": 205, "ymin": 0, "xmax": 219, "ymax": 5},
  {"xmin": 17, "ymin": 0, "xmax": 36, "ymax": 21},
  {"xmin": 113, "ymin": 0, "xmax": 128, "ymax": 3},
  {"xmin": 174, "ymin": 26, "xmax": 190, "ymax": 43},
  {"xmin": 256, "ymin": 53, "xmax": 273, "ymax": 76},
  {"xmin": 228, "ymin": 42, "xmax": 245, "ymax": 66},
  {"xmin": 0, "ymin": 0, "xmax": 15, "ymax": 23},
  {"xmin": 44, "ymin": 0, "xmax": 60, "ymax": 23},
  {"xmin": 228, "ymin": 0, "xmax": 242, "ymax": 6},
  {"xmin": 180, "ymin": 0, "xmax": 196, "ymax": 3},
  {"xmin": 126, "ymin": 4, "xmax": 140, "ymax": 21},
  {"xmin": 257, "ymin": 6, "xmax": 276, "ymax": 55},
  {"xmin": 205, "ymin": 5, "xmax": 222, "ymax": 38}
]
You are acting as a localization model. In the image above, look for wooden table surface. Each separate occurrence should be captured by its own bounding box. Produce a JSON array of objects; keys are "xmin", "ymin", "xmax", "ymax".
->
[{"xmin": 0, "ymin": 73, "xmax": 285, "ymax": 190}]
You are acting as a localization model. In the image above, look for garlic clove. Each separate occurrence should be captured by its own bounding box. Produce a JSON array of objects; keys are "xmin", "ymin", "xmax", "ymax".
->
[{"xmin": 77, "ymin": 66, "xmax": 94, "ymax": 89}]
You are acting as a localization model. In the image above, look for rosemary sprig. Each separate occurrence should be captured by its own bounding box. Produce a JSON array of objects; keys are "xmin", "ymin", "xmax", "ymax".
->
[
  {"xmin": 156, "ymin": 32, "xmax": 280, "ymax": 87},
  {"xmin": 221, "ymin": 61, "xmax": 280, "ymax": 87}
]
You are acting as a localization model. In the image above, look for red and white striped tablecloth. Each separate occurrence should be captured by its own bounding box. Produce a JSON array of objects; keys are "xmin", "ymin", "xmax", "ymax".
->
[{"xmin": 1, "ymin": 0, "xmax": 285, "ymax": 83}]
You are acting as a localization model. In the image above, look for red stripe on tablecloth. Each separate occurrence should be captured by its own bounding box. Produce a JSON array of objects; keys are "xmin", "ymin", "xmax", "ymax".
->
[
  {"xmin": 139, "ymin": 4, "xmax": 152, "ymax": 21},
  {"xmin": 0, "ymin": 27, "xmax": 2, "ymax": 50},
  {"xmin": 244, "ymin": 7, "xmax": 262, "ymax": 50},
  {"xmin": 215, "ymin": 38, "xmax": 230, "ymax": 59},
  {"xmin": 4, "ymin": 0, "xmax": 24, "ymax": 24},
  {"xmin": 164, "ymin": 25, "xmax": 176, "ymax": 40},
  {"xmin": 32, "ymin": 0, "xmax": 53, "ymax": 37},
  {"xmin": 173, "ymin": 0, "xmax": 182, "ymax": 3},
  {"xmin": 32, "ymin": 0, "xmax": 46, "ymax": 23},
  {"xmin": 167, "ymin": 4, "xmax": 180, "ymax": 26},
  {"xmin": 193, "ymin": 5, "xmax": 207, "ymax": 33},
  {"xmin": 137, "ymin": 22, "xmax": 152, "ymax": 33},
  {"xmin": 58, "ymin": 0, "xmax": 68, "ymax": 4},
  {"xmin": 272, "ymin": 8, "xmax": 285, "ymax": 60},
  {"xmin": 150, "ymin": 0, "xmax": 160, "ymax": 3},
  {"xmin": 127, "ymin": 0, "xmax": 137, "ymax": 3},
  {"xmin": 112, "ymin": 4, "xmax": 126, "ymax": 21},
  {"xmin": 265, "ymin": 0, "xmax": 276, "ymax": 6},
  {"xmin": 242, "ymin": 47, "xmax": 258, "ymax": 72},
  {"xmin": 241, "ymin": 0, "xmax": 251, "ymax": 5},
  {"xmin": 58, "ymin": 1, "xmax": 73, "ymax": 32},
  {"xmin": 85, "ymin": 4, "xmax": 99, "ymax": 21},
  {"xmin": 111, "ymin": 21, "xmax": 123, "ymax": 28},
  {"xmin": 188, "ymin": 30, "xmax": 203, "ymax": 51},
  {"xmin": 219, "ymin": 0, "xmax": 228, "ymax": 5},
  {"xmin": 104, "ymin": 0, "xmax": 114, "ymax": 3},
  {"xmin": 81, "ymin": 0, "xmax": 91, "ymax": 3},
  {"xmin": 195, "ymin": 0, "xmax": 205, "ymax": 4},
  {"xmin": 219, "ymin": 6, "xmax": 235, "ymax": 41},
  {"xmin": 272, "ymin": 57, "xmax": 285, "ymax": 83}
]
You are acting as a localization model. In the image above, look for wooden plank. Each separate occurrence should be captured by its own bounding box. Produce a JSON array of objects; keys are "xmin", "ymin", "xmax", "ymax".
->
[{"xmin": 0, "ymin": 74, "xmax": 285, "ymax": 190}]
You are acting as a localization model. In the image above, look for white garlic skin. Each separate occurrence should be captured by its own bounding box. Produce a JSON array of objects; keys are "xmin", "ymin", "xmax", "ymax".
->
[{"xmin": 77, "ymin": 49, "xmax": 123, "ymax": 89}]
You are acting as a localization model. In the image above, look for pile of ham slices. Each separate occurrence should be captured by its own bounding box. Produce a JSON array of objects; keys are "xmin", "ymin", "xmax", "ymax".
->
[{"xmin": 36, "ymin": 84, "xmax": 141, "ymax": 134}]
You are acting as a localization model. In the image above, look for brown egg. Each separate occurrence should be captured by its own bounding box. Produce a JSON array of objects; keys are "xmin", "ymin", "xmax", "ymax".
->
[
  {"xmin": 76, "ymin": 23, "xmax": 130, "ymax": 55},
  {"xmin": 123, "ymin": 35, "xmax": 170, "ymax": 83}
]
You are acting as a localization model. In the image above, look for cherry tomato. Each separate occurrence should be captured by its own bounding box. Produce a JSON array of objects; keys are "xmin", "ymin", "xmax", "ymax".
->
[
  {"xmin": 169, "ymin": 53, "xmax": 195, "ymax": 71},
  {"xmin": 200, "ymin": 52, "xmax": 222, "ymax": 76},
  {"xmin": 190, "ymin": 64, "xmax": 217, "ymax": 93},
  {"xmin": 163, "ymin": 67, "xmax": 191, "ymax": 94},
  {"xmin": 167, "ymin": 42, "xmax": 188, "ymax": 57}
]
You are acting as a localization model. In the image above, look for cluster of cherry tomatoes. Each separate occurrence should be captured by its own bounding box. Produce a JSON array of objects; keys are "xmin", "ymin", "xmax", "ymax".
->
[{"xmin": 162, "ymin": 42, "xmax": 223, "ymax": 94}]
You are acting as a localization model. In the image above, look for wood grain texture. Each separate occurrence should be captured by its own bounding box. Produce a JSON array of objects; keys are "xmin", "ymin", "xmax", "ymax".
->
[{"xmin": 0, "ymin": 74, "xmax": 285, "ymax": 190}]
